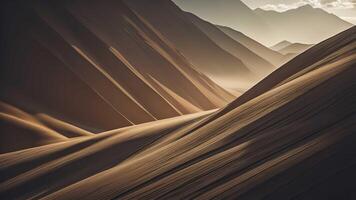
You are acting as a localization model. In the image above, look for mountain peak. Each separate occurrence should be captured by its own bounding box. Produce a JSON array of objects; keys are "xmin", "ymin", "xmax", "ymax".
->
[
  {"xmin": 270, "ymin": 40, "xmax": 292, "ymax": 51},
  {"xmin": 299, "ymin": 4, "xmax": 314, "ymax": 10}
]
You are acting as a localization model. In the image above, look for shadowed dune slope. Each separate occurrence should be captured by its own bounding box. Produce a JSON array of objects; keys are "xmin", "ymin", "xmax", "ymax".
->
[
  {"xmin": 0, "ymin": 26, "xmax": 355, "ymax": 199},
  {"xmin": 0, "ymin": 0, "xmax": 234, "ymax": 135}
]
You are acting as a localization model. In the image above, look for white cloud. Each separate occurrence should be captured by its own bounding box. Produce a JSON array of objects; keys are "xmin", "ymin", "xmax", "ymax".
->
[
  {"xmin": 260, "ymin": 2, "xmax": 304, "ymax": 12},
  {"xmin": 260, "ymin": 0, "xmax": 356, "ymax": 12},
  {"xmin": 340, "ymin": 16, "xmax": 356, "ymax": 23}
]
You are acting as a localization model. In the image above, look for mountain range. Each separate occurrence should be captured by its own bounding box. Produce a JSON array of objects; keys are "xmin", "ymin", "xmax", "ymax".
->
[{"xmin": 173, "ymin": 0, "xmax": 353, "ymax": 46}]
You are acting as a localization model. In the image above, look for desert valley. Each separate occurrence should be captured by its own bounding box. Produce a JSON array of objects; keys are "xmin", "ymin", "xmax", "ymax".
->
[{"xmin": 0, "ymin": 0, "xmax": 355, "ymax": 199}]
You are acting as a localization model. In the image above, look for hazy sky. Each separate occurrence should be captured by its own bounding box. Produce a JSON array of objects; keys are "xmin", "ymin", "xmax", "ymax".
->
[{"xmin": 242, "ymin": 0, "xmax": 356, "ymax": 24}]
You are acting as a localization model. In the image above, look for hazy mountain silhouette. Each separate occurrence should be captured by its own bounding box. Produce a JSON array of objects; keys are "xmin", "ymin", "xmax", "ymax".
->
[
  {"xmin": 173, "ymin": 0, "xmax": 353, "ymax": 46},
  {"xmin": 278, "ymin": 42, "xmax": 313, "ymax": 55},
  {"xmin": 184, "ymin": 12, "xmax": 276, "ymax": 91},
  {"xmin": 173, "ymin": 0, "xmax": 275, "ymax": 45},
  {"xmin": 270, "ymin": 40, "xmax": 293, "ymax": 51},
  {"xmin": 217, "ymin": 25, "xmax": 290, "ymax": 66}
]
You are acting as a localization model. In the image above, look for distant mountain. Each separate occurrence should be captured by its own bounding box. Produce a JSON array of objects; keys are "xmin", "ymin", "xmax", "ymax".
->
[
  {"xmin": 254, "ymin": 5, "xmax": 353, "ymax": 45},
  {"xmin": 217, "ymin": 25, "xmax": 289, "ymax": 66},
  {"xmin": 172, "ymin": 0, "xmax": 275, "ymax": 45},
  {"xmin": 184, "ymin": 12, "xmax": 275, "ymax": 90},
  {"xmin": 173, "ymin": 0, "xmax": 353, "ymax": 46},
  {"xmin": 270, "ymin": 40, "xmax": 293, "ymax": 51},
  {"xmin": 278, "ymin": 42, "xmax": 313, "ymax": 55}
]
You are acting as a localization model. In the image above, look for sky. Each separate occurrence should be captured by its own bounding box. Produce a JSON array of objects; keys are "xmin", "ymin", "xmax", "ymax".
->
[{"xmin": 242, "ymin": 0, "xmax": 356, "ymax": 24}]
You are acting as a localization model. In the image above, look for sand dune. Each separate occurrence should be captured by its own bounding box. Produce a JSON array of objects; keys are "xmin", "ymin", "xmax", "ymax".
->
[
  {"xmin": 0, "ymin": 0, "xmax": 234, "ymax": 135},
  {"xmin": 35, "ymin": 114, "xmax": 94, "ymax": 138},
  {"xmin": 39, "ymin": 47, "xmax": 355, "ymax": 200},
  {"xmin": 0, "ymin": 101, "xmax": 95, "ymax": 153},
  {"xmin": 0, "ymin": 111, "xmax": 214, "ymax": 200},
  {"xmin": 0, "ymin": 111, "xmax": 67, "ymax": 154},
  {"xmin": 0, "ymin": 23, "xmax": 355, "ymax": 199},
  {"xmin": 172, "ymin": 0, "xmax": 275, "ymax": 46}
]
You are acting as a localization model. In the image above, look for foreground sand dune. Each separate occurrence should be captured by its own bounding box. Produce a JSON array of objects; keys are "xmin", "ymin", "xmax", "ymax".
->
[
  {"xmin": 41, "ymin": 45, "xmax": 355, "ymax": 200},
  {"xmin": 0, "ymin": 25, "xmax": 355, "ymax": 199},
  {"xmin": 0, "ymin": 111, "xmax": 214, "ymax": 199}
]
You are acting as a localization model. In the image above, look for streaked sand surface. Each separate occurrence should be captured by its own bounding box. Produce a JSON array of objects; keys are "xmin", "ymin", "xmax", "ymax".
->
[{"xmin": 1, "ymin": 25, "xmax": 355, "ymax": 199}]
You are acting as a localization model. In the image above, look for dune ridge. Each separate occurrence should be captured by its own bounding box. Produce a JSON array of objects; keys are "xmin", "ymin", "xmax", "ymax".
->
[{"xmin": 0, "ymin": 101, "xmax": 95, "ymax": 153}]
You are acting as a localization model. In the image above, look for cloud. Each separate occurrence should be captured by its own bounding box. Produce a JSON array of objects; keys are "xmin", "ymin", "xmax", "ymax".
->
[
  {"xmin": 320, "ymin": 0, "xmax": 356, "ymax": 9},
  {"xmin": 260, "ymin": 2, "xmax": 304, "ymax": 12},
  {"xmin": 260, "ymin": 0, "xmax": 356, "ymax": 12},
  {"xmin": 339, "ymin": 16, "xmax": 356, "ymax": 24}
]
